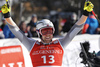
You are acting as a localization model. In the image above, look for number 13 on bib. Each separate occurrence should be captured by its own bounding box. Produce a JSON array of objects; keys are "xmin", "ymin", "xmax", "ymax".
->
[{"xmin": 30, "ymin": 40, "xmax": 64, "ymax": 67}]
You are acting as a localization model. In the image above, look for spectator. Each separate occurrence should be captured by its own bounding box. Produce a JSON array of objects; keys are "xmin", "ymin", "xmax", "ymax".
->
[
  {"xmin": 1, "ymin": 17, "xmax": 15, "ymax": 38},
  {"xmin": 62, "ymin": 16, "xmax": 75, "ymax": 33},
  {"xmin": 1, "ymin": 17, "xmax": 6, "ymax": 30},
  {"xmin": 27, "ymin": 14, "xmax": 38, "ymax": 37},
  {"xmin": 82, "ymin": 13, "xmax": 99, "ymax": 34},
  {"xmin": 19, "ymin": 21, "xmax": 32, "ymax": 37},
  {"xmin": 49, "ymin": 14, "xmax": 59, "ymax": 36}
]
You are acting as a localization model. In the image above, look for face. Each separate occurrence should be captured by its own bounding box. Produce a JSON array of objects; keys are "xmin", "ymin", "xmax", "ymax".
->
[
  {"xmin": 21, "ymin": 22, "xmax": 26, "ymax": 31},
  {"xmin": 42, "ymin": 34, "xmax": 53, "ymax": 43},
  {"xmin": 2, "ymin": 20, "xmax": 6, "ymax": 24},
  {"xmin": 22, "ymin": 22, "xmax": 26, "ymax": 29},
  {"xmin": 40, "ymin": 28, "xmax": 53, "ymax": 43},
  {"xmin": 32, "ymin": 17, "xmax": 37, "ymax": 23}
]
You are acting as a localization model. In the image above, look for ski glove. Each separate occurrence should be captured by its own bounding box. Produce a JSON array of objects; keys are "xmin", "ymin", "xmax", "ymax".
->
[
  {"xmin": 83, "ymin": 1, "xmax": 94, "ymax": 16},
  {"xmin": 1, "ymin": 3, "xmax": 11, "ymax": 18}
]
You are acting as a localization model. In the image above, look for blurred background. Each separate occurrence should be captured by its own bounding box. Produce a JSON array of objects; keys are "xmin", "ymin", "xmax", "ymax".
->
[{"xmin": 0, "ymin": 0, "xmax": 100, "ymax": 37}]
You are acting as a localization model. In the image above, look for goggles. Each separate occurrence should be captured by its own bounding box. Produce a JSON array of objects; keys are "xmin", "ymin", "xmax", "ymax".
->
[{"xmin": 39, "ymin": 28, "xmax": 53, "ymax": 35}]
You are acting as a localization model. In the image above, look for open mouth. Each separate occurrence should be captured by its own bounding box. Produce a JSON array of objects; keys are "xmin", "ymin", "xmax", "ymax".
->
[{"xmin": 46, "ymin": 37, "xmax": 50, "ymax": 39}]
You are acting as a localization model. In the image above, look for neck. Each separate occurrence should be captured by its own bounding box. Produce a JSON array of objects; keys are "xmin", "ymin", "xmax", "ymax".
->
[
  {"xmin": 41, "ymin": 41, "xmax": 52, "ymax": 45},
  {"xmin": 41, "ymin": 39, "xmax": 52, "ymax": 45}
]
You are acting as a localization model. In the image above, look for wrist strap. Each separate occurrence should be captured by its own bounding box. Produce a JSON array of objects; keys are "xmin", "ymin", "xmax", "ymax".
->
[
  {"xmin": 83, "ymin": 10, "xmax": 89, "ymax": 16},
  {"xmin": 3, "ymin": 12, "xmax": 10, "ymax": 18}
]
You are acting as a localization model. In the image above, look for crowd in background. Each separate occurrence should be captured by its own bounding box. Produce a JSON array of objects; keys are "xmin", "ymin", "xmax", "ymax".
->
[
  {"xmin": 0, "ymin": 12, "xmax": 100, "ymax": 39},
  {"xmin": 0, "ymin": 0, "xmax": 100, "ymax": 39},
  {"xmin": 0, "ymin": 14, "xmax": 37, "ymax": 39}
]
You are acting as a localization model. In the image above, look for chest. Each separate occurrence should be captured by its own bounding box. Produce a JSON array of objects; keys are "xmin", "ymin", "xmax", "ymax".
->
[{"xmin": 30, "ymin": 41, "xmax": 64, "ymax": 67}]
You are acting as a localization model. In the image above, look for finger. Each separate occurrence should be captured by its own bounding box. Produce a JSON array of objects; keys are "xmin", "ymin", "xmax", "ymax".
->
[{"xmin": 6, "ymin": 0, "xmax": 9, "ymax": 8}]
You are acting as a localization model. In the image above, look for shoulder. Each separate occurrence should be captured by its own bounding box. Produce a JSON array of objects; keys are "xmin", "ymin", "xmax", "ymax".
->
[
  {"xmin": 52, "ymin": 39, "xmax": 60, "ymax": 44},
  {"xmin": 4, "ymin": 25, "xmax": 8, "ymax": 27},
  {"xmin": 3, "ymin": 25, "xmax": 9, "ymax": 30},
  {"xmin": 28, "ymin": 38, "xmax": 37, "ymax": 42},
  {"xmin": 27, "ymin": 21, "xmax": 32, "ymax": 25},
  {"xmin": 89, "ymin": 15, "xmax": 96, "ymax": 19}
]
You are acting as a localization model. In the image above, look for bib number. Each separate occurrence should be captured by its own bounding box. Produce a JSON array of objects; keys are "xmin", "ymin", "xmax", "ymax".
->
[{"xmin": 41, "ymin": 55, "xmax": 55, "ymax": 64}]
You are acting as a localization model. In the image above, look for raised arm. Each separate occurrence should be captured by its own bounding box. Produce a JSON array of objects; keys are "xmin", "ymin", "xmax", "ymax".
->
[
  {"xmin": 59, "ymin": 1, "xmax": 94, "ymax": 48},
  {"xmin": 5, "ymin": 17, "xmax": 25, "ymax": 41},
  {"xmin": 1, "ymin": 2, "xmax": 36, "ymax": 51},
  {"xmin": 5, "ymin": 17, "xmax": 16, "ymax": 26}
]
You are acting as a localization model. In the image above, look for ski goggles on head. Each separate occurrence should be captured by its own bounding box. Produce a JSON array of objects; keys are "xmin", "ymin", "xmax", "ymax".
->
[{"xmin": 40, "ymin": 28, "xmax": 53, "ymax": 35}]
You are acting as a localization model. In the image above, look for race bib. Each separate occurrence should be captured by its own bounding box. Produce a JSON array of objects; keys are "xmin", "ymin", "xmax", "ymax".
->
[{"xmin": 0, "ymin": 45, "xmax": 25, "ymax": 67}]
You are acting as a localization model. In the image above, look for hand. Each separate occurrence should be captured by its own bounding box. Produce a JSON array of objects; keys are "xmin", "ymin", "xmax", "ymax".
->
[
  {"xmin": 1, "ymin": 4, "xmax": 10, "ymax": 14},
  {"xmin": 84, "ymin": 1, "xmax": 94, "ymax": 12},
  {"xmin": 1, "ymin": 2, "xmax": 11, "ymax": 18}
]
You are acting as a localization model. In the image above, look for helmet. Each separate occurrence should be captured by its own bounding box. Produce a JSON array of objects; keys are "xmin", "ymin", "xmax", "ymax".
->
[{"xmin": 36, "ymin": 19, "xmax": 55, "ymax": 37}]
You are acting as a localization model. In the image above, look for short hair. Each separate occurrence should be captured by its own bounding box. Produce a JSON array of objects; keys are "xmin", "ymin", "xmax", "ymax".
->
[{"xmin": 32, "ymin": 14, "xmax": 37, "ymax": 18}]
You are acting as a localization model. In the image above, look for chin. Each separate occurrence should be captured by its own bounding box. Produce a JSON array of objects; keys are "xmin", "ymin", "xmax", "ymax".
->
[{"xmin": 45, "ymin": 39, "xmax": 52, "ymax": 43}]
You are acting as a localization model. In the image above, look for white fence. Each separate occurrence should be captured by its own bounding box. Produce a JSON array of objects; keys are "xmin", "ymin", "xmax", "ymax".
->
[{"xmin": 0, "ymin": 34, "xmax": 100, "ymax": 67}]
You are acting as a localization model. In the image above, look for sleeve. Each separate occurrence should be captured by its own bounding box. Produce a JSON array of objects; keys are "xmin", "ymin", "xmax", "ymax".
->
[
  {"xmin": 6, "ymin": 23, "xmax": 36, "ymax": 51},
  {"xmin": 82, "ymin": 18, "xmax": 90, "ymax": 34},
  {"xmin": 82, "ymin": 24, "xmax": 89, "ymax": 34},
  {"xmin": 85, "ymin": 18, "xmax": 90, "ymax": 24},
  {"xmin": 59, "ymin": 23, "xmax": 84, "ymax": 48}
]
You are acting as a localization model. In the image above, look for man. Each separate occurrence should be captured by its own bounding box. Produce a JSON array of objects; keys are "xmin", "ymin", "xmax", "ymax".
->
[
  {"xmin": 27, "ymin": 14, "xmax": 38, "ymax": 37},
  {"xmin": 1, "ymin": 1, "xmax": 94, "ymax": 67},
  {"xmin": 1, "ymin": 17, "xmax": 6, "ymax": 30},
  {"xmin": 19, "ymin": 21, "xmax": 32, "ymax": 37},
  {"xmin": 0, "ymin": 17, "xmax": 15, "ymax": 38},
  {"xmin": 82, "ymin": 13, "xmax": 99, "ymax": 34}
]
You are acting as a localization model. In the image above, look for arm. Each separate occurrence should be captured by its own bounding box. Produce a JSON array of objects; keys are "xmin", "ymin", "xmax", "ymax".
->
[
  {"xmin": 6, "ymin": 18, "xmax": 36, "ymax": 51},
  {"xmin": 82, "ymin": 24, "xmax": 89, "ymax": 34},
  {"xmin": 59, "ymin": 15, "xmax": 87, "ymax": 48},
  {"xmin": 59, "ymin": 1, "xmax": 94, "ymax": 48},
  {"xmin": 5, "ymin": 17, "xmax": 16, "ymax": 26},
  {"xmin": 82, "ymin": 18, "xmax": 89, "ymax": 34},
  {"xmin": 75, "ymin": 15, "xmax": 87, "ymax": 25},
  {"xmin": 1, "ymin": 3, "xmax": 36, "ymax": 51}
]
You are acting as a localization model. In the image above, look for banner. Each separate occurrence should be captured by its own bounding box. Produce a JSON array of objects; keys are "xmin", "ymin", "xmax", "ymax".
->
[{"xmin": 0, "ymin": 45, "xmax": 25, "ymax": 67}]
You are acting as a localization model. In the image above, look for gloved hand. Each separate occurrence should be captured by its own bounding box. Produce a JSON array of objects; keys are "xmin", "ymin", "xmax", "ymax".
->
[
  {"xmin": 1, "ymin": 3, "xmax": 11, "ymax": 18},
  {"xmin": 83, "ymin": 1, "xmax": 94, "ymax": 16}
]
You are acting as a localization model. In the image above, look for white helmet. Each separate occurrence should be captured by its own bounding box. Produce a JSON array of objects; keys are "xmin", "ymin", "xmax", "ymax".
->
[{"xmin": 36, "ymin": 19, "xmax": 55, "ymax": 37}]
